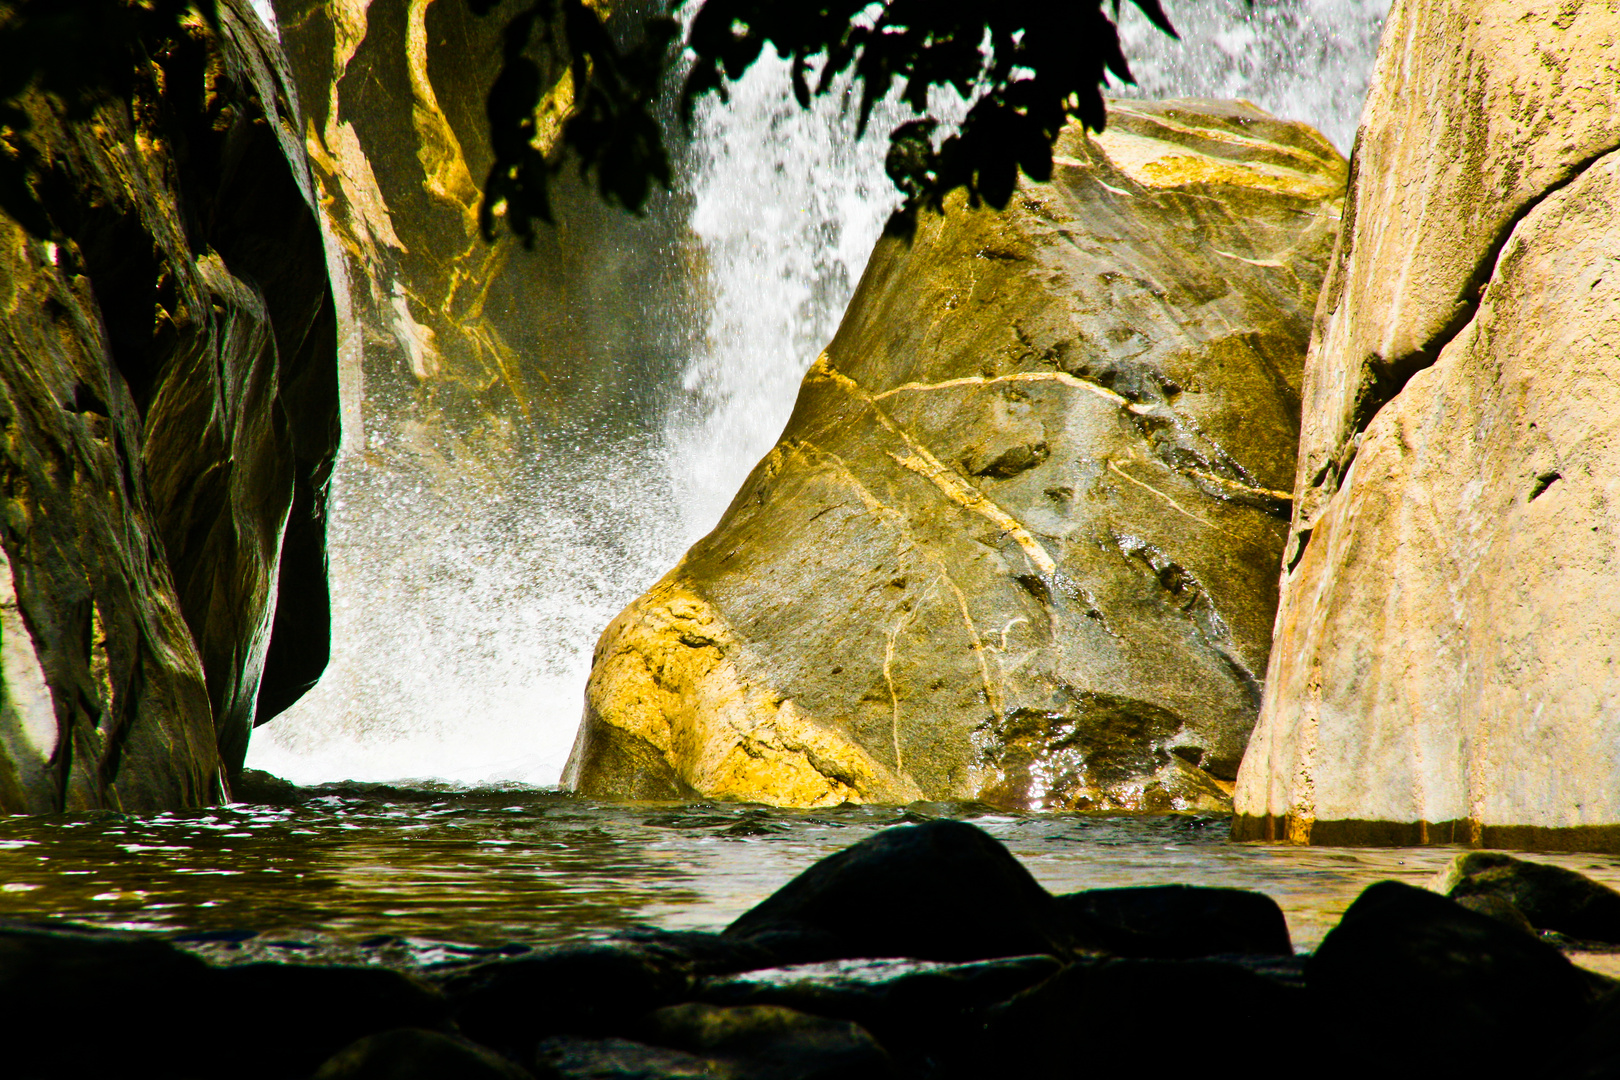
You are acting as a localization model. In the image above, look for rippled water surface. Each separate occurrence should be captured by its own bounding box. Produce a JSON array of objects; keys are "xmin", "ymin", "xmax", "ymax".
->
[{"xmin": 3, "ymin": 789, "xmax": 1619, "ymax": 972}]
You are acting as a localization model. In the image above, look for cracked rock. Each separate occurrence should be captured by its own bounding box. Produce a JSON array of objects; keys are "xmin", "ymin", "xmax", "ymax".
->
[{"xmin": 567, "ymin": 99, "xmax": 1344, "ymax": 808}]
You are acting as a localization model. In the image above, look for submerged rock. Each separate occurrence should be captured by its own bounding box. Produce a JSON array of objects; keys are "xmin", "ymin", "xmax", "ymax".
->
[
  {"xmin": 721, "ymin": 821, "xmax": 1073, "ymax": 964},
  {"xmin": 0, "ymin": 0, "xmax": 339, "ymax": 811},
  {"xmin": 1056, "ymin": 883, "xmax": 1293, "ymax": 958},
  {"xmin": 1440, "ymin": 852, "xmax": 1620, "ymax": 945},
  {"xmin": 697, "ymin": 956, "xmax": 1060, "ymax": 1076},
  {"xmin": 637, "ymin": 1003, "xmax": 894, "ymax": 1080},
  {"xmin": 1233, "ymin": 0, "xmax": 1620, "ymax": 848},
  {"xmin": 532, "ymin": 1037, "xmax": 722, "ymax": 1080},
  {"xmin": 314, "ymin": 1028, "xmax": 534, "ymax": 1080},
  {"xmin": 567, "ymin": 98, "xmax": 1344, "ymax": 808}
]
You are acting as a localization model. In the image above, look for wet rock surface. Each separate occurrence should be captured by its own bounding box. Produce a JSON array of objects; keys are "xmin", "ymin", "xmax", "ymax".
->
[
  {"xmin": 1056, "ymin": 882, "xmax": 1292, "ymax": 958},
  {"xmin": 1441, "ymin": 851, "xmax": 1620, "ymax": 946},
  {"xmin": 720, "ymin": 820, "xmax": 1073, "ymax": 964},
  {"xmin": 0, "ymin": 0, "xmax": 340, "ymax": 811},
  {"xmin": 1233, "ymin": 0, "xmax": 1620, "ymax": 848},
  {"xmin": 5, "ymin": 825, "xmax": 1620, "ymax": 1078},
  {"xmin": 568, "ymin": 98, "xmax": 1344, "ymax": 809},
  {"xmin": 315, "ymin": 1028, "xmax": 534, "ymax": 1080}
]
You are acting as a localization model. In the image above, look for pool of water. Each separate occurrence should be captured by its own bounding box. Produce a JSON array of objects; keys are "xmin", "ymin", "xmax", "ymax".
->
[{"xmin": 3, "ymin": 787, "xmax": 1619, "ymax": 974}]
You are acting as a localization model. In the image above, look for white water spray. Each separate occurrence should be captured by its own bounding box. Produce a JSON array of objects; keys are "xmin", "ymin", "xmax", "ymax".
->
[{"xmin": 247, "ymin": 0, "xmax": 1390, "ymax": 788}]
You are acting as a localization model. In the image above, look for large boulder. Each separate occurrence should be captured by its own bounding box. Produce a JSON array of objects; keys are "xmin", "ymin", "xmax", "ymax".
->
[
  {"xmin": 0, "ymin": 0, "xmax": 339, "ymax": 810},
  {"xmin": 565, "ymin": 99, "xmax": 1345, "ymax": 807},
  {"xmin": 1232, "ymin": 0, "xmax": 1620, "ymax": 847}
]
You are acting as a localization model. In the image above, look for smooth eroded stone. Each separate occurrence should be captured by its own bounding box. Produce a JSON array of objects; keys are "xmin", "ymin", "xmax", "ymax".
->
[
  {"xmin": 313, "ymin": 1028, "xmax": 533, "ymax": 1080},
  {"xmin": 1233, "ymin": 0, "xmax": 1620, "ymax": 846},
  {"xmin": 566, "ymin": 98, "xmax": 1344, "ymax": 808},
  {"xmin": 981, "ymin": 956, "xmax": 1306, "ymax": 1075},
  {"xmin": 638, "ymin": 1003, "xmax": 894, "ymax": 1080},
  {"xmin": 439, "ymin": 944, "xmax": 695, "ymax": 1056},
  {"xmin": 1056, "ymin": 883, "xmax": 1293, "ymax": 958},
  {"xmin": 0, "ymin": 0, "xmax": 340, "ymax": 810},
  {"xmin": 209, "ymin": 963, "xmax": 450, "ymax": 1079},
  {"xmin": 533, "ymin": 1037, "xmax": 721, "ymax": 1080},
  {"xmin": 1441, "ymin": 853, "xmax": 1620, "ymax": 945},
  {"xmin": 697, "ymin": 956, "xmax": 1061, "ymax": 1075},
  {"xmin": 1305, "ymin": 882, "xmax": 1605, "ymax": 1077},
  {"xmin": 721, "ymin": 820, "xmax": 1072, "ymax": 964}
]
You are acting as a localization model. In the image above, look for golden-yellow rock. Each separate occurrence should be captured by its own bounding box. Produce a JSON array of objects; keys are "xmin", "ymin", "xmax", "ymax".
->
[{"xmin": 566, "ymin": 100, "xmax": 1348, "ymax": 809}]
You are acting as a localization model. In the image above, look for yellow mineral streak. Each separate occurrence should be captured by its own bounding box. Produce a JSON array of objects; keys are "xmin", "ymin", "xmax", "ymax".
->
[
  {"xmin": 808, "ymin": 355, "xmax": 1060, "ymax": 579},
  {"xmin": 788, "ymin": 440, "xmax": 1003, "ymax": 717},
  {"xmin": 407, "ymin": 0, "xmax": 482, "ymax": 233},
  {"xmin": 586, "ymin": 579, "xmax": 923, "ymax": 806},
  {"xmin": 1084, "ymin": 126, "xmax": 1342, "ymax": 200},
  {"xmin": 1107, "ymin": 459, "xmax": 1242, "ymax": 542},
  {"xmin": 873, "ymin": 369, "xmax": 1153, "ymax": 415}
]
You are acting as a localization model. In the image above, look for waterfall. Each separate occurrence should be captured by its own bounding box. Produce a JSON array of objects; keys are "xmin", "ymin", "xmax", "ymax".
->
[{"xmin": 245, "ymin": 0, "xmax": 1391, "ymax": 788}]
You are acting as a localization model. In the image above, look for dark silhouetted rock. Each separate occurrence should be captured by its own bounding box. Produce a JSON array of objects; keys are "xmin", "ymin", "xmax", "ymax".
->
[
  {"xmin": 697, "ymin": 956, "xmax": 1060, "ymax": 1076},
  {"xmin": 639, "ymin": 1003, "xmax": 894, "ymax": 1080},
  {"xmin": 209, "ymin": 963, "xmax": 450, "ymax": 1078},
  {"xmin": 0, "ymin": 923, "xmax": 215, "ymax": 1077},
  {"xmin": 982, "ymin": 956, "xmax": 1305, "ymax": 1076},
  {"xmin": 314, "ymin": 1028, "xmax": 534, "ymax": 1080},
  {"xmin": 1548, "ymin": 989, "xmax": 1620, "ymax": 1080},
  {"xmin": 532, "ymin": 1037, "xmax": 723, "ymax": 1080},
  {"xmin": 1305, "ymin": 881, "xmax": 1605, "ymax": 1078},
  {"xmin": 1056, "ymin": 883, "xmax": 1292, "ymax": 958},
  {"xmin": 722, "ymin": 820, "xmax": 1072, "ymax": 963},
  {"xmin": 608, "ymin": 928, "xmax": 781, "ymax": 978},
  {"xmin": 1443, "ymin": 852, "xmax": 1620, "ymax": 944},
  {"xmin": 440, "ymin": 944, "xmax": 695, "ymax": 1058}
]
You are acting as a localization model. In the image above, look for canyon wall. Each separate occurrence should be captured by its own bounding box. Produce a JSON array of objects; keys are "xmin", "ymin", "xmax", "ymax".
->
[
  {"xmin": 567, "ymin": 100, "xmax": 1347, "ymax": 809},
  {"xmin": 0, "ymin": 0, "xmax": 340, "ymax": 811},
  {"xmin": 1233, "ymin": 0, "xmax": 1620, "ymax": 848}
]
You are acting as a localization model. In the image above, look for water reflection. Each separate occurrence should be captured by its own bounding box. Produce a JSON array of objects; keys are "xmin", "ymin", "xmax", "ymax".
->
[{"xmin": 3, "ymin": 789, "xmax": 1619, "ymax": 973}]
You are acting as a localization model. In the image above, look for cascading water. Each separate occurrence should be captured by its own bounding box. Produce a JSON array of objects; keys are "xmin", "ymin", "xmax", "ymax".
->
[{"xmin": 245, "ymin": 0, "xmax": 1392, "ymax": 788}]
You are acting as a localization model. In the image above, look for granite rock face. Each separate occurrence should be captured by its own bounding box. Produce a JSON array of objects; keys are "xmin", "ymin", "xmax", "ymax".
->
[
  {"xmin": 567, "ymin": 99, "xmax": 1345, "ymax": 808},
  {"xmin": 1233, "ymin": 0, "xmax": 1620, "ymax": 848},
  {"xmin": 269, "ymin": 0, "xmax": 695, "ymax": 450},
  {"xmin": 0, "ymin": 0, "xmax": 340, "ymax": 810}
]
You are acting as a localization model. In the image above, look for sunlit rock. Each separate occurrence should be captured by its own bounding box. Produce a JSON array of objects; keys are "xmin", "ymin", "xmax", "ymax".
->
[
  {"xmin": 0, "ymin": 1, "xmax": 339, "ymax": 810},
  {"xmin": 568, "ymin": 99, "xmax": 1346, "ymax": 808},
  {"xmin": 269, "ymin": 0, "xmax": 696, "ymax": 453},
  {"xmin": 1233, "ymin": 0, "xmax": 1620, "ymax": 849}
]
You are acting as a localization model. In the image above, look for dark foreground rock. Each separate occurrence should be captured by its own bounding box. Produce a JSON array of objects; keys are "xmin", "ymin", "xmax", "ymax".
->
[
  {"xmin": 314, "ymin": 1029, "xmax": 533, "ymax": 1080},
  {"xmin": 982, "ymin": 957, "xmax": 1307, "ymax": 1075},
  {"xmin": 1442, "ymin": 851, "xmax": 1620, "ymax": 945},
  {"xmin": 570, "ymin": 98, "xmax": 1345, "ymax": 809},
  {"xmin": 1306, "ymin": 881, "xmax": 1608, "ymax": 1078},
  {"xmin": 13, "ymin": 826, "xmax": 1620, "ymax": 1079},
  {"xmin": 697, "ymin": 956, "xmax": 1060, "ymax": 1077},
  {"xmin": 1057, "ymin": 883, "xmax": 1292, "ymax": 958},
  {"xmin": 0, "ymin": 0, "xmax": 340, "ymax": 812},
  {"xmin": 721, "ymin": 820, "xmax": 1072, "ymax": 964},
  {"xmin": 0, "ymin": 922, "xmax": 446, "ymax": 1079}
]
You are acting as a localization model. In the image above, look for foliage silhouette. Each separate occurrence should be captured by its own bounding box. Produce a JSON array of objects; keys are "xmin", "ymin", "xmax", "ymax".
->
[
  {"xmin": 478, "ymin": 0, "xmax": 1177, "ymax": 243},
  {"xmin": 0, "ymin": 0, "xmax": 1177, "ymax": 245}
]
